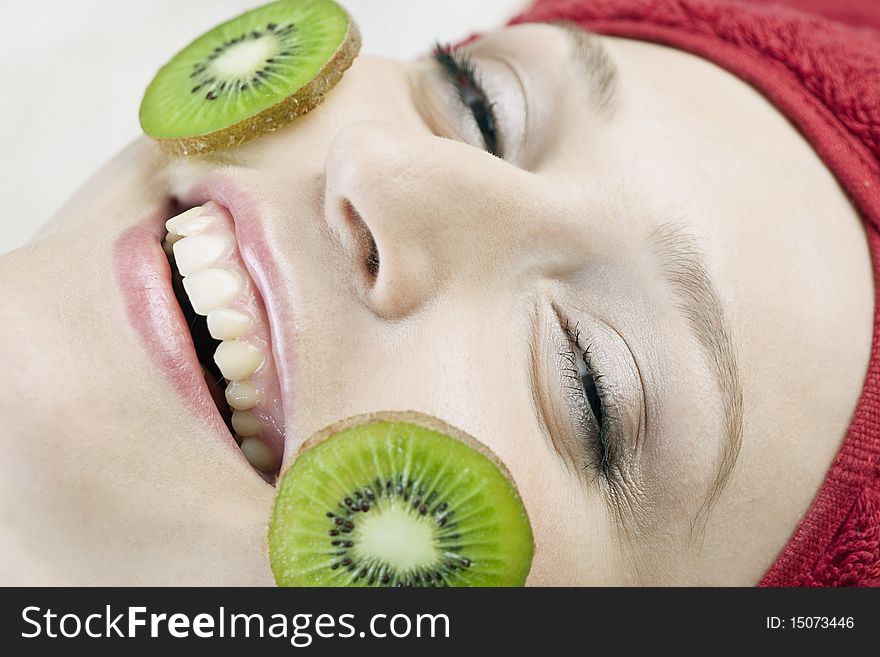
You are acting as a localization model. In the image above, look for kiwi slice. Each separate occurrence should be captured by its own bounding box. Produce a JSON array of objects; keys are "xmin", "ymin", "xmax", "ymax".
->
[
  {"xmin": 269, "ymin": 411, "xmax": 534, "ymax": 586},
  {"xmin": 139, "ymin": 0, "xmax": 360, "ymax": 155}
]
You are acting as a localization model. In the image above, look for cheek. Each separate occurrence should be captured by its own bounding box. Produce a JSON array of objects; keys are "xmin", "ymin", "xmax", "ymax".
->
[{"xmin": 510, "ymin": 451, "xmax": 629, "ymax": 586}]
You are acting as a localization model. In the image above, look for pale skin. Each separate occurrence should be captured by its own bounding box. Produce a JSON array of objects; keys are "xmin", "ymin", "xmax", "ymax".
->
[{"xmin": 0, "ymin": 23, "xmax": 873, "ymax": 585}]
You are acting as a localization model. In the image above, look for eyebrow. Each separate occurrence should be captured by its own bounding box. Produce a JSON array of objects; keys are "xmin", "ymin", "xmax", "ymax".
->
[
  {"xmin": 553, "ymin": 22, "xmax": 619, "ymax": 113},
  {"xmin": 646, "ymin": 223, "xmax": 744, "ymax": 538}
]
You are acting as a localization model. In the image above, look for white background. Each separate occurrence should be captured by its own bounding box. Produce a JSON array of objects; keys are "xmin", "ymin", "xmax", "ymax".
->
[{"xmin": 0, "ymin": 0, "xmax": 526, "ymax": 254}]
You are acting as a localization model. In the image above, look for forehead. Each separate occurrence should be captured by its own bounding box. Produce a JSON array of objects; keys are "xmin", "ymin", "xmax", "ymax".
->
[{"xmin": 470, "ymin": 22, "xmax": 576, "ymax": 59}]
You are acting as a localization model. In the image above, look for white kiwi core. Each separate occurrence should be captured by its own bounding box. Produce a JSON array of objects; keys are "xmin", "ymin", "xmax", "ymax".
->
[
  {"xmin": 354, "ymin": 503, "xmax": 437, "ymax": 572},
  {"xmin": 213, "ymin": 38, "xmax": 278, "ymax": 78}
]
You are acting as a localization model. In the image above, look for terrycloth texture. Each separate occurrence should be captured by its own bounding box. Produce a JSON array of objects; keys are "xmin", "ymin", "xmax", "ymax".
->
[{"xmin": 509, "ymin": 0, "xmax": 880, "ymax": 586}]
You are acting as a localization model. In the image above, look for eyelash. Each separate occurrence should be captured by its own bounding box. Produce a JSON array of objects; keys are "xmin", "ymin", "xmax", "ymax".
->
[
  {"xmin": 431, "ymin": 42, "xmax": 501, "ymax": 157},
  {"xmin": 561, "ymin": 320, "xmax": 614, "ymax": 479}
]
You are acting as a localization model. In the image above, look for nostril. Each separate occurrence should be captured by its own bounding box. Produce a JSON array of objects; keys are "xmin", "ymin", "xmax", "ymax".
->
[
  {"xmin": 366, "ymin": 238, "xmax": 380, "ymax": 279},
  {"xmin": 341, "ymin": 198, "xmax": 379, "ymax": 282}
]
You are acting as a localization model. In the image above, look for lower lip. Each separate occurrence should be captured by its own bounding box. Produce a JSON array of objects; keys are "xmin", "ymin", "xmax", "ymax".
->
[
  {"xmin": 114, "ymin": 219, "xmax": 239, "ymax": 455},
  {"xmin": 175, "ymin": 176, "xmax": 297, "ymax": 463}
]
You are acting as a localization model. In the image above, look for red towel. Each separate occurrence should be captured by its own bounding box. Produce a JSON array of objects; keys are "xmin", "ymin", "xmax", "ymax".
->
[{"xmin": 509, "ymin": 0, "xmax": 880, "ymax": 586}]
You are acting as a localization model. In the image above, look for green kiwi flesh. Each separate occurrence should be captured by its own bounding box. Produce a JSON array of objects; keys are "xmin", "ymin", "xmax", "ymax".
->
[
  {"xmin": 139, "ymin": 0, "xmax": 359, "ymax": 155},
  {"xmin": 269, "ymin": 411, "xmax": 534, "ymax": 587}
]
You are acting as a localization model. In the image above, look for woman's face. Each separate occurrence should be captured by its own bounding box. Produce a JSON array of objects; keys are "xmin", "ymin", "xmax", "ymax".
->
[{"xmin": 1, "ymin": 23, "xmax": 872, "ymax": 585}]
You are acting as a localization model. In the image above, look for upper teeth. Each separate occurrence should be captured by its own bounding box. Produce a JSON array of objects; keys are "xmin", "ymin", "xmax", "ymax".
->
[
  {"xmin": 163, "ymin": 204, "xmax": 279, "ymax": 475},
  {"xmin": 207, "ymin": 308, "xmax": 252, "ymax": 341},
  {"xmin": 177, "ymin": 213, "xmax": 217, "ymax": 237},
  {"xmin": 165, "ymin": 206, "xmax": 206, "ymax": 234},
  {"xmin": 182, "ymin": 269, "xmax": 241, "ymax": 314},
  {"xmin": 174, "ymin": 234, "xmax": 230, "ymax": 276}
]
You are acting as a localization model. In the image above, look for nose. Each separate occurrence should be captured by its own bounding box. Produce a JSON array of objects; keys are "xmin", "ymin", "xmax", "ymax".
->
[{"xmin": 323, "ymin": 119, "xmax": 528, "ymax": 319}]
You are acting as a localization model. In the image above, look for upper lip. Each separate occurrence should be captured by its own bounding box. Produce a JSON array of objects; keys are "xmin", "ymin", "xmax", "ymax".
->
[{"xmin": 170, "ymin": 173, "xmax": 296, "ymax": 467}]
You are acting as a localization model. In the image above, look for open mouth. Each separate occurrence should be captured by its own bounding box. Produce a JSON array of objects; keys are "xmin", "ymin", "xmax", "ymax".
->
[{"xmin": 162, "ymin": 201, "xmax": 286, "ymax": 479}]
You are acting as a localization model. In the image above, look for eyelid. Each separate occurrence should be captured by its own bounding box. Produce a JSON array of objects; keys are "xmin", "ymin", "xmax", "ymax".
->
[
  {"xmin": 555, "ymin": 311, "xmax": 609, "ymax": 468},
  {"xmin": 525, "ymin": 299, "xmax": 585, "ymax": 473},
  {"xmin": 410, "ymin": 46, "xmax": 529, "ymax": 165},
  {"xmin": 525, "ymin": 300, "xmax": 610, "ymax": 481},
  {"xmin": 432, "ymin": 45, "xmax": 501, "ymax": 156},
  {"xmin": 551, "ymin": 302, "xmax": 651, "ymax": 487},
  {"xmin": 528, "ymin": 299, "xmax": 642, "ymax": 490},
  {"xmin": 562, "ymin": 320, "xmax": 615, "ymax": 477},
  {"xmin": 408, "ymin": 55, "xmax": 486, "ymax": 150},
  {"xmin": 479, "ymin": 53, "xmax": 529, "ymax": 162},
  {"xmin": 603, "ymin": 320, "xmax": 648, "ymax": 453}
]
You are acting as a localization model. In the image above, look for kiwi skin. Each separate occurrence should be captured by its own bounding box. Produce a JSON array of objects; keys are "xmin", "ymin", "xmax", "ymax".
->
[
  {"xmin": 151, "ymin": 13, "xmax": 360, "ymax": 157},
  {"xmin": 270, "ymin": 410, "xmax": 534, "ymax": 586},
  {"xmin": 290, "ymin": 410, "xmax": 520, "ymax": 481}
]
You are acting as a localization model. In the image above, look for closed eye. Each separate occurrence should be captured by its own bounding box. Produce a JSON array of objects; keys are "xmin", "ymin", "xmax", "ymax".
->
[
  {"xmin": 562, "ymin": 319, "xmax": 613, "ymax": 478},
  {"xmin": 431, "ymin": 42, "xmax": 502, "ymax": 157}
]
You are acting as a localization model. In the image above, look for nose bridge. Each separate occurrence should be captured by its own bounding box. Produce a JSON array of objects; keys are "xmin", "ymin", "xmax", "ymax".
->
[{"xmin": 324, "ymin": 119, "xmax": 532, "ymax": 318}]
